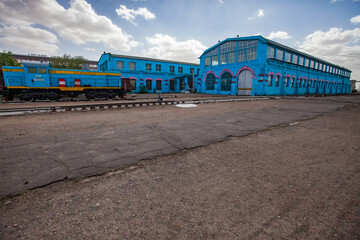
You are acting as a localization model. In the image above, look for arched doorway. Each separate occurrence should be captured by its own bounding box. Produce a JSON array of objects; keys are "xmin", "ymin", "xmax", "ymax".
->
[{"xmin": 237, "ymin": 70, "xmax": 253, "ymax": 95}]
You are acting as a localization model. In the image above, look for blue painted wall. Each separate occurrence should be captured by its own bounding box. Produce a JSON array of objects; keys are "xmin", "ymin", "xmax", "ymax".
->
[
  {"xmin": 98, "ymin": 53, "xmax": 200, "ymax": 93},
  {"xmin": 198, "ymin": 36, "xmax": 351, "ymax": 96}
]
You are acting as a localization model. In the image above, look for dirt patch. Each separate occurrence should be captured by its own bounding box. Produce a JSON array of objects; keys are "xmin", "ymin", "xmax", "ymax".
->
[{"xmin": 0, "ymin": 104, "xmax": 359, "ymax": 239}]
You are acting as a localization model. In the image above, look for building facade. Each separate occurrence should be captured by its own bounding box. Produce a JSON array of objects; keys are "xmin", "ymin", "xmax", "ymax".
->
[
  {"xmin": 98, "ymin": 53, "xmax": 200, "ymax": 93},
  {"xmin": 198, "ymin": 36, "xmax": 351, "ymax": 96}
]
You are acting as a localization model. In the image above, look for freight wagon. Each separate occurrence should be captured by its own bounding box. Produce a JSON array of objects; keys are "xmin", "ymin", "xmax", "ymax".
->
[{"xmin": 1, "ymin": 62, "xmax": 124, "ymax": 101}]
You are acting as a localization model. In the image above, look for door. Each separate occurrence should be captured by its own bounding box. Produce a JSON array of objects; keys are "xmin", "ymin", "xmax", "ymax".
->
[
  {"xmin": 121, "ymin": 78, "xmax": 131, "ymax": 92},
  {"xmin": 237, "ymin": 70, "xmax": 253, "ymax": 95}
]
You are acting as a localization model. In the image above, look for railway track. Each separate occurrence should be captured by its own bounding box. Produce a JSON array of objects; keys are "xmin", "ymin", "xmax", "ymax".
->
[{"xmin": 0, "ymin": 97, "xmax": 273, "ymax": 117}]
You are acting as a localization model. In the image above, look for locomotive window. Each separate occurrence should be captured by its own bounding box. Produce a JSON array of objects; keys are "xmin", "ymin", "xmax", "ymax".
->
[
  {"xmin": 28, "ymin": 67, "xmax": 37, "ymax": 73},
  {"xmin": 38, "ymin": 68, "xmax": 47, "ymax": 74}
]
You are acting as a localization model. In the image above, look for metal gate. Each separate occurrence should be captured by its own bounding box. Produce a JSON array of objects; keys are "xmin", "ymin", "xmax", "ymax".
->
[{"xmin": 237, "ymin": 70, "xmax": 253, "ymax": 95}]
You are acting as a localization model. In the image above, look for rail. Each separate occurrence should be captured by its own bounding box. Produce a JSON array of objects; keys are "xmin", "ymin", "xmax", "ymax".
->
[{"xmin": 0, "ymin": 97, "xmax": 272, "ymax": 117}]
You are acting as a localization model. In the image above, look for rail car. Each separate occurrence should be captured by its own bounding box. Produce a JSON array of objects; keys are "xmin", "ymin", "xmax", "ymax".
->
[{"xmin": 1, "ymin": 62, "xmax": 125, "ymax": 101}]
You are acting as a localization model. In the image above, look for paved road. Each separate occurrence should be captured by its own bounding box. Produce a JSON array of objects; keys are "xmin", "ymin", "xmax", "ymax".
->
[{"xmin": 1, "ymin": 95, "xmax": 359, "ymax": 196}]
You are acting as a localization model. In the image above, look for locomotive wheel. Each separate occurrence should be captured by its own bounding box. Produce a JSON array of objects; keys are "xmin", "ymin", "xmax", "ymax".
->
[
  {"xmin": 22, "ymin": 94, "xmax": 32, "ymax": 101},
  {"xmin": 85, "ymin": 92, "xmax": 96, "ymax": 100},
  {"xmin": 48, "ymin": 92, "xmax": 59, "ymax": 101}
]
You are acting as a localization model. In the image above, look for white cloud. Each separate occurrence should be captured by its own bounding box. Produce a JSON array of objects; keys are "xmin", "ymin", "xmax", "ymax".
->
[
  {"xmin": 330, "ymin": 0, "xmax": 343, "ymax": 2},
  {"xmin": 350, "ymin": 15, "xmax": 360, "ymax": 24},
  {"xmin": 0, "ymin": 23, "xmax": 58, "ymax": 54},
  {"xmin": 297, "ymin": 27, "xmax": 360, "ymax": 80},
  {"xmin": 267, "ymin": 31, "xmax": 292, "ymax": 40},
  {"xmin": 217, "ymin": 0, "xmax": 224, "ymax": 5},
  {"xmin": 143, "ymin": 34, "xmax": 207, "ymax": 63},
  {"xmin": 248, "ymin": 9, "xmax": 264, "ymax": 20},
  {"xmin": 84, "ymin": 47, "xmax": 96, "ymax": 51},
  {"xmin": 0, "ymin": 0, "xmax": 139, "ymax": 53},
  {"xmin": 116, "ymin": 4, "xmax": 155, "ymax": 25}
]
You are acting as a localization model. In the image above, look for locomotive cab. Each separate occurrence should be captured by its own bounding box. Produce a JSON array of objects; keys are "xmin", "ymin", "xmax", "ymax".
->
[{"xmin": 23, "ymin": 62, "xmax": 50, "ymax": 88}]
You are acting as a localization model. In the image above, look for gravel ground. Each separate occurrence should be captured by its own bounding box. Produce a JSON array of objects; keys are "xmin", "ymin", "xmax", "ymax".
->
[{"xmin": 0, "ymin": 99, "xmax": 359, "ymax": 239}]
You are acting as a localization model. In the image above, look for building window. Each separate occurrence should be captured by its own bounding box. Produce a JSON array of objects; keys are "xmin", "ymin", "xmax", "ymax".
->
[
  {"xmin": 190, "ymin": 68, "xmax": 194, "ymax": 74},
  {"xmin": 267, "ymin": 46, "xmax": 275, "ymax": 59},
  {"xmin": 268, "ymin": 75, "xmax": 273, "ymax": 86},
  {"xmin": 146, "ymin": 63, "xmax": 151, "ymax": 71},
  {"xmin": 319, "ymin": 63, "xmax": 323, "ymax": 71},
  {"xmin": 286, "ymin": 77, "xmax": 290, "ymax": 87},
  {"xmin": 28, "ymin": 67, "xmax": 37, "ymax": 73},
  {"xmin": 237, "ymin": 49, "xmax": 246, "ymax": 62},
  {"xmin": 275, "ymin": 75, "xmax": 280, "ymax": 87},
  {"xmin": 291, "ymin": 77, "xmax": 295, "ymax": 87},
  {"xmin": 38, "ymin": 68, "xmax": 47, "ymax": 74},
  {"xmin": 310, "ymin": 60, "xmax": 314, "ymax": 68},
  {"xmin": 205, "ymin": 73, "xmax": 216, "ymax": 90},
  {"xmin": 212, "ymin": 55, "xmax": 218, "ymax": 66},
  {"xmin": 314, "ymin": 62, "xmax": 318, "ymax": 70},
  {"xmin": 299, "ymin": 56, "xmax": 304, "ymax": 66},
  {"xmin": 220, "ymin": 72, "xmax": 232, "ymax": 91},
  {"xmin": 170, "ymin": 79, "xmax": 175, "ymax": 91},
  {"xmin": 146, "ymin": 79, "xmax": 152, "ymax": 90},
  {"xmin": 117, "ymin": 61, "xmax": 124, "ymax": 69},
  {"xmin": 129, "ymin": 62, "xmax": 136, "ymax": 70},
  {"xmin": 247, "ymin": 47, "xmax": 257, "ymax": 61},
  {"xmin": 130, "ymin": 79, "xmax": 136, "ymax": 91},
  {"xmin": 285, "ymin": 52, "xmax": 291, "ymax": 62},
  {"xmin": 304, "ymin": 59, "xmax": 309, "ymax": 67},
  {"xmin": 299, "ymin": 79, "xmax": 302, "ymax": 87},
  {"xmin": 292, "ymin": 54, "xmax": 298, "ymax": 64},
  {"xmin": 156, "ymin": 64, "xmax": 161, "ymax": 72},
  {"xmin": 205, "ymin": 57, "xmax": 211, "ymax": 67},
  {"xmin": 197, "ymin": 68, "xmax": 200, "ymax": 75},
  {"xmin": 220, "ymin": 41, "xmax": 236, "ymax": 53},
  {"xmin": 170, "ymin": 66, "xmax": 175, "ymax": 73},
  {"xmin": 179, "ymin": 78, "xmax": 185, "ymax": 90},
  {"xmin": 228, "ymin": 52, "xmax": 235, "ymax": 63},
  {"xmin": 205, "ymin": 47, "xmax": 219, "ymax": 57},
  {"xmin": 156, "ymin": 80, "xmax": 162, "ymax": 90},
  {"xmin": 303, "ymin": 80, "xmax": 306, "ymax": 88},
  {"xmin": 220, "ymin": 53, "xmax": 226, "ymax": 65},
  {"xmin": 276, "ymin": 49, "xmax": 284, "ymax": 61},
  {"xmin": 178, "ymin": 66, "xmax": 183, "ymax": 73}
]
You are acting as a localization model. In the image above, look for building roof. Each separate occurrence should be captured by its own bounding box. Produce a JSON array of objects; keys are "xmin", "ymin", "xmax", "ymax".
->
[
  {"xmin": 201, "ymin": 35, "xmax": 351, "ymax": 72},
  {"xmin": 106, "ymin": 53, "xmax": 200, "ymax": 67}
]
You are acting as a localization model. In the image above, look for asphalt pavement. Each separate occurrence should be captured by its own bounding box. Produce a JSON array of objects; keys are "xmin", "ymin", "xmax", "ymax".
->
[{"xmin": 1, "ymin": 95, "xmax": 359, "ymax": 197}]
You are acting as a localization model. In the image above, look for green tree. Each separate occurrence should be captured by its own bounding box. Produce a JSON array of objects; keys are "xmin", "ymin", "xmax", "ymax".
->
[
  {"xmin": 50, "ymin": 54, "xmax": 86, "ymax": 69},
  {"xmin": 0, "ymin": 51, "xmax": 21, "ymax": 67}
]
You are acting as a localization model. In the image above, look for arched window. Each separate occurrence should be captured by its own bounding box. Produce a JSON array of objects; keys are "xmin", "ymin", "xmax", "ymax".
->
[
  {"xmin": 286, "ymin": 77, "xmax": 290, "ymax": 87},
  {"xmin": 220, "ymin": 72, "xmax": 232, "ymax": 91},
  {"xmin": 268, "ymin": 75, "xmax": 273, "ymax": 86},
  {"xmin": 146, "ymin": 79, "xmax": 152, "ymax": 90},
  {"xmin": 291, "ymin": 77, "xmax": 295, "ymax": 87},
  {"xmin": 205, "ymin": 73, "xmax": 216, "ymax": 90},
  {"xmin": 275, "ymin": 75, "xmax": 280, "ymax": 87},
  {"xmin": 156, "ymin": 80, "xmax": 162, "ymax": 90},
  {"xmin": 170, "ymin": 79, "xmax": 175, "ymax": 91},
  {"xmin": 299, "ymin": 79, "xmax": 302, "ymax": 87}
]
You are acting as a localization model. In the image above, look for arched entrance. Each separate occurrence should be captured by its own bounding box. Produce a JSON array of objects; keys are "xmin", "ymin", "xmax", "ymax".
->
[{"xmin": 237, "ymin": 70, "xmax": 253, "ymax": 95}]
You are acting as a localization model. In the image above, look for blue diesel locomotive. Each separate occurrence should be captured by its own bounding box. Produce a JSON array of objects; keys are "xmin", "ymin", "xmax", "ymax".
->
[{"xmin": 1, "ymin": 62, "xmax": 124, "ymax": 101}]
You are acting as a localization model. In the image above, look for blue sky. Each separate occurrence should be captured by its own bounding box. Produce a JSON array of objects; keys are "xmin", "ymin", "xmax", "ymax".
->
[{"xmin": 0, "ymin": 0, "xmax": 359, "ymax": 81}]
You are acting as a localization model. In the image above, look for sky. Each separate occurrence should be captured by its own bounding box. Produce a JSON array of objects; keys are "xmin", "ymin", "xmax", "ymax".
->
[{"xmin": 0, "ymin": 0, "xmax": 359, "ymax": 84}]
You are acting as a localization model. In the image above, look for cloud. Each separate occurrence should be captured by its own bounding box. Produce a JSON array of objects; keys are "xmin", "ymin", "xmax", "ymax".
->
[
  {"xmin": 297, "ymin": 27, "xmax": 360, "ymax": 80},
  {"xmin": 248, "ymin": 9, "xmax": 264, "ymax": 20},
  {"xmin": 267, "ymin": 31, "xmax": 292, "ymax": 40},
  {"xmin": 0, "ymin": 23, "xmax": 58, "ymax": 54},
  {"xmin": 116, "ymin": 4, "xmax": 155, "ymax": 25},
  {"xmin": 217, "ymin": 0, "xmax": 224, "ymax": 5},
  {"xmin": 84, "ymin": 47, "xmax": 96, "ymax": 51},
  {"xmin": 330, "ymin": 0, "xmax": 343, "ymax": 2},
  {"xmin": 143, "ymin": 34, "xmax": 207, "ymax": 63},
  {"xmin": 0, "ymin": 0, "xmax": 139, "ymax": 53},
  {"xmin": 350, "ymin": 15, "xmax": 360, "ymax": 24}
]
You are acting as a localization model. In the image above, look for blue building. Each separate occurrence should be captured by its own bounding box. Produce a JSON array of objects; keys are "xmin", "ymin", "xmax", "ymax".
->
[
  {"xmin": 198, "ymin": 35, "xmax": 351, "ymax": 96},
  {"xmin": 98, "ymin": 53, "xmax": 200, "ymax": 93}
]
